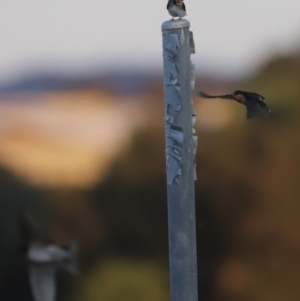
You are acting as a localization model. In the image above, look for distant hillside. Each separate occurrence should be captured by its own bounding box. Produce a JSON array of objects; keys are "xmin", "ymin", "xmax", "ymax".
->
[{"xmin": 0, "ymin": 70, "xmax": 158, "ymax": 95}]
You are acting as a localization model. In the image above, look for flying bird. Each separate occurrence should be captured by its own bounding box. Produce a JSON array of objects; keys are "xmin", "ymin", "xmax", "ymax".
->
[
  {"xmin": 19, "ymin": 214, "xmax": 78, "ymax": 301},
  {"xmin": 193, "ymin": 90, "xmax": 272, "ymax": 119},
  {"xmin": 167, "ymin": 0, "xmax": 186, "ymax": 19}
]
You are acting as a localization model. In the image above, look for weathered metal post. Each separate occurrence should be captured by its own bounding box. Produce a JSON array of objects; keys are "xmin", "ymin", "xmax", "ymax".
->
[{"xmin": 161, "ymin": 19, "xmax": 198, "ymax": 301}]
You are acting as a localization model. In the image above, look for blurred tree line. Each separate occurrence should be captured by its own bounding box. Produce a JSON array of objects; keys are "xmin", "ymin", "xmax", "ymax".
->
[{"xmin": 1, "ymin": 51, "xmax": 300, "ymax": 301}]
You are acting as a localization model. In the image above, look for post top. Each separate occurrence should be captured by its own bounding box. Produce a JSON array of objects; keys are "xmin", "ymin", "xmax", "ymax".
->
[{"xmin": 161, "ymin": 19, "xmax": 190, "ymax": 30}]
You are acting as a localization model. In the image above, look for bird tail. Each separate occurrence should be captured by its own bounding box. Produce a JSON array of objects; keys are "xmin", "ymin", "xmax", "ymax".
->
[
  {"xmin": 193, "ymin": 90, "xmax": 218, "ymax": 98},
  {"xmin": 193, "ymin": 90, "xmax": 233, "ymax": 100},
  {"xmin": 219, "ymin": 94, "xmax": 234, "ymax": 100},
  {"xmin": 63, "ymin": 242, "xmax": 79, "ymax": 275}
]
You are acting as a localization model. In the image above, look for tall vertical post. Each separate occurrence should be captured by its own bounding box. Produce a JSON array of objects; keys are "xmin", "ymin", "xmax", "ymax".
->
[{"xmin": 161, "ymin": 19, "xmax": 198, "ymax": 301}]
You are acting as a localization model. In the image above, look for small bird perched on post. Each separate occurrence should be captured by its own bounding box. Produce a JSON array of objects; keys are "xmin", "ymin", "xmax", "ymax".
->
[
  {"xmin": 19, "ymin": 214, "xmax": 78, "ymax": 301},
  {"xmin": 167, "ymin": 0, "xmax": 186, "ymax": 20},
  {"xmin": 193, "ymin": 90, "xmax": 272, "ymax": 119}
]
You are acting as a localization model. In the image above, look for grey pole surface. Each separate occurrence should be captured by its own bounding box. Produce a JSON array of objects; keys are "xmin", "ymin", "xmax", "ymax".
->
[{"xmin": 161, "ymin": 19, "xmax": 198, "ymax": 301}]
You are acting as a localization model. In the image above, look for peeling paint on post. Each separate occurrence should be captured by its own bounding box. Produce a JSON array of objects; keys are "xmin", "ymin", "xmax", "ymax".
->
[{"xmin": 162, "ymin": 19, "xmax": 198, "ymax": 301}]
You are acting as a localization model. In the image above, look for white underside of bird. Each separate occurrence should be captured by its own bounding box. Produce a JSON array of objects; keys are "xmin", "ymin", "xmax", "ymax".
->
[
  {"xmin": 29, "ymin": 264, "xmax": 56, "ymax": 301},
  {"xmin": 27, "ymin": 243, "xmax": 78, "ymax": 301},
  {"xmin": 28, "ymin": 243, "xmax": 72, "ymax": 263}
]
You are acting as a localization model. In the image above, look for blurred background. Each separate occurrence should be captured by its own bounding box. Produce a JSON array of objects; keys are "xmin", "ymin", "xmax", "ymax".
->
[{"xmin": 1, "ymin": 1, "xmax": 300, "ymax": 301}]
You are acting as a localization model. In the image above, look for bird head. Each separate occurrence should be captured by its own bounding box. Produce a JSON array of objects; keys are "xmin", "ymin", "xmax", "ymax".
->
[{"xmin": 232, "ymin": 90, "xmax": 246, "ymax": 103}]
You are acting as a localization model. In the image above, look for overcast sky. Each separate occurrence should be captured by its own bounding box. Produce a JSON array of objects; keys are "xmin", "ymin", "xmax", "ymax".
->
[{"xmin": 0, "ymin": 1, "xmax": 300, "ymax": 83}]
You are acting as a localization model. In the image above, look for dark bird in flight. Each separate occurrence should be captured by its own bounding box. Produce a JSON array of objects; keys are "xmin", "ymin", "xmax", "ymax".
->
[
  {"xmin": 193, "ymin": 90, "xmax": 272, "ymax": 119},
  {"xmin": 19, "ymin": 214, "xmax": 78, "ymax": 301},
  {"xmin": 167, "ymin": 0, "xmax": 186, "ymax": 19}
]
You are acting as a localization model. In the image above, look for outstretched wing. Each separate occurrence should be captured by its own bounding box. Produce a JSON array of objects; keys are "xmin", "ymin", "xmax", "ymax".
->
[
  {"xmin": 62, "ymin": 242, "xmax": 79, "ymax": 275},
  {"xmin": 245, "ymin": 98, "xmax": 272, "ymax": 119},
  {"xmin": 29, "ymin": 264, "xmax": 56, "ymax": 301}
]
